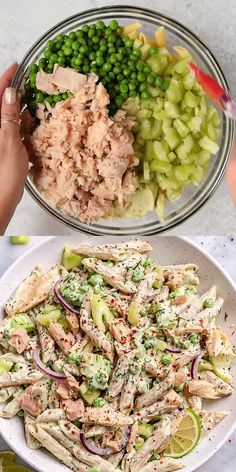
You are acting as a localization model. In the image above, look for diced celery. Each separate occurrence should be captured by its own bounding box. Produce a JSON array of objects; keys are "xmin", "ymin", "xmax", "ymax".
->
[
  {"xmin": 144, "ymin": 140, "xmax": 155, "ymax": 162},
  {"xmin": 180, "ymin": 113, "xmax": 192, "ymax": 124},
  {"xmin": 143, "ymin": 161, "xmax": 150, "ymax": 180},
  {"xmin": 173, "ymin": 56, "xmax": 191, "ymax": 74},
  {"xmin": 154, "ymin": 109, "xmax": 167, "ymax": 120},
  {"xmin": 162, "ymin": 118, "xmax": 173, "ymax": 132},
  {"xmin": 173, "ymin": 118, "xmax": 189, "ymax": 138},
  {"xmin": 164, "ymin": 101, "xmax": 180, "ymax": 118},
  {"xmin": 175, "ymin": 164, "xmax": 194, "ymax": 181},
  {"xmin": 197, "ymin": 150, "xmax": 211, "ymax": 165},
  {"xmin": 141, "ymin": 44, "xmax": 151, "ymax": 59},
  {"xmin": 176, "ymin": 134, "xmax": 194, "ymax": 160},
  {"xmin": 37, "ymin": 306, "xmax": 61, "ymax": 327},
  {"xmin": 155, "ymin": 191, "xmax": 167, "ymax": 221},
  {"xmin": 162, "ymin": 140, "xmax": 170, "ymax": 154},
  {"xmin": 184, "ymin": 91, "xmax": 200, "ymax": 108},
  {"xmin": 147, "ymin": 55, "xmax": 168, "ymax": 73},
  {"xmin": 153, "ymin": 141, "xmax": 168, "ymax": 161},
  {"xmin": 207, "ymin": 123, "xmax": 217, "ymax": 141},
  {"xmin": 80, "ymin": 381, "xmax": 100, "ymax": 405},
  {"xmin": 0, "ymin": 358, "xmax": 13, "ymax": 373},
  {"xmin": 168, "ymin": 151, "xmax": 177, "ymax": 162},
  {"xmin": 188, "ymin": 116, "xmax": 202, "ymax": 134},
  {"xmin": 140, "ymin": 118, "xmax": 152, "ymax": 139},
  {"xmin": 150, "ymin": 160, "xmax": 172, "ymax": 173},
  {"xmin": 137, "ymin": 108, "xmax": 153, "ymax": 120},
  {"xmin": 91, "ymin": 294, "xmax": 113, "ymax": 332},
  {"xmin": 133, "ymin": 38, "xmax": 142, "ymax": 49},
  {"xmin": 191, "ymin": 165, "xmax": 205, "ymax": 185},
  {"xmin": 153, "ymin": 98, "xmax": 164, "ymax": 113},
  {"xmin": 166, "ymin": 186, "xmax": 184, "ymax": 202},
  {"xmin": 148, "ymin": 85, "xmax": 161, "ymax": 97},
  {"xmin": 122, "ymin": 96, "xmax": 140, "ymax": 115},
  {"xmin": 200, "ymin": 97, "xmax": 208, "ymax": 115},
  {"xmin": 199, "ymin": 135, "xmax": 219, "ymax": 154},
  {"xmin": 138, "ymin": 423, "xmax": 154, "ymax": 438},
  {"xmin": 166, "ymin": 79, "xmax": 184, "ymax": 103},
  {"xmin": 182, "ymin": 72, "xmax": 195, "ymax": 90},
  {"xmin": 151, "ymin": 120, "xmax": 162, "ymax": 139},
  {"xmin": 164, "ymin": 128, "xmax": 180, "ymax": 150}
]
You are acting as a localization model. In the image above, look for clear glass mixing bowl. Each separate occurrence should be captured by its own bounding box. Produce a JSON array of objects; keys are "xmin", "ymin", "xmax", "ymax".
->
[{"xmin": 13, "ymin": 5, "xmax": 234, "ymax": 235}]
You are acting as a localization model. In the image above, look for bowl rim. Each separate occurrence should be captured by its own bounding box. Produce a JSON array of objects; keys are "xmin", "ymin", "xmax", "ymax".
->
[
  {"xmin": 13, "ymin": 5, "xmax": 235, "ymax": 235},
  {"xmin": 0, "ymin": 235, "xmax": 236, "ymax": 472}
]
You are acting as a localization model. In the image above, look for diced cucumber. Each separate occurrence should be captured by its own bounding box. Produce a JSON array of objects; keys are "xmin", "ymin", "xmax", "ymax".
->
[
  {"xmin": 209, "ymin": 354, "xmax": 235, "ymax": 384},
  {"xmin": 138, "ymin": 423, "xmax": 154, "ymax": 438},
  {"xmin": 91, "ymin": 294, "xmax": 113, "ymax": 333},
  {"xmin": 128, "ymin": 301, "xmax": 140, "ymax": 325},
  {"xmin": 0, "ymin": 358, "xmax": 13, "ymax": 373},
  {"xmin": 37, "ymin": 306, "xmax": 61, "ymax": 327},
  {"xmin": 62, "ymin": 247, "xmax": 82, "ymax": 270},
  {"xmin": 79, "ymin": 381, "xmax": 100, "ymax": 405}
]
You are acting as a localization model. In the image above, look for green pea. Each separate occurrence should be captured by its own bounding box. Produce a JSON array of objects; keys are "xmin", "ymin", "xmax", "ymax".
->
[
  {"xmin": 99, "ymin": 44, "xmax": 107, "ymax": 53},
  {"xmin": 92, "ymin": 36, "xmax": 100, "ymax": 44},
  {"xmin": 131, "ymin": 72, "xmax": 137, "ymax": 80},
  {"xmin": 117, "ymin": 73, "xmax": 124, "ymax": 82},
  {"xmin": 91, "ymin": 65, "xmax": 98, "ymax": 73},
  {"xmin": 36, "ymin": 91, "xmax": 45, "ymax": 103},
  {"xmin": 79, "ymin": 45, "xmax": 88, "ymax": 54},
  {"xmin": 139, "ymin": 83, "xmax": 147, "ymax": 92},
  {"xmin": 46, "ymin": 39, "xmax": 54, "ymax": 50},
  {"xmin": 64, "ymin": 47, "xmax": 73, "ymax": 56},
  {"xmin": 108, "ymin": 46, "xmax": 116, "ymax": 54},
  {"xmin": 155, "ymin": 76, "xmax": 163, "ymax": 87},
  {"xmin": 116, "ymin": 38, "xmax": 122, "ymax": 47},
  {"xmin": 127, "ymin": 60, "xmax": 135, "ymax": 71},
  {"xmin": 69, "ymin": 31, "xmax": 77, "ymax": 40},
  {"xmin": 116, "ymin": 53, "xmax": 123, "ymax": 62},
  {"xmin": 144, "ymin": 64, "xmax": 152, "ymax": 74},
  {"xmin": 124, "ymin": 38, "xmax": 134, "ymax": 48},
  {"xmin": 76, "ymin": 30, "xmax": 84, "ymax": 39},
  {"xmin": 129, "ymin": 90, "xmax": 137, "ymax": 97},
  {"xmin": 103, "ymin": 63, "xmax": 112, "ymax": 72},
  {"xmin": 117, "ymin": 26, "xmax": 122, "ymax": 34},
  {"xmin": 120, "ymin": 83, "xmax": 128, "ymax": 94},
  {"xmin": 83, "ymin": 64, "xmax": 90, "ymax": 73},
  {"xmin": 150, "ymin": 47, "xmax": 159, "ymax": 55},
  {"xmin": 65, "ymin": 38, "xmax": 73, "ymax": 47},
  {"xmin": 56, "ymin": 34, "xmax": 64, "ymax": 42},
  {"xmin": 96, "ymin": 20, "xmax": 105, "ymax": 30},
  {"xmin": 123, "ymin": 68, "xmax": 131, "ymax": 77},
  {"xmin": 96, "ymin": 56, "xmax": 104, "ymax": 66},
  {"xmin": 203, "ymin": 298, "xmax": 214, "ymax": 308},
  {"xmin": 82, "ymin": 24, "xmax": 89, "ymax": 33},
  {"xmin": 46, "ymin": 64, "xmax": 54, "ymax": 73},
  {"xmin": 136, "ymin": 61, "xmax": 144, "ymax": 72},
  {"xmin": 30, "ymin": 64, "xmax": 38, "ymax": 73},
  {"xmin": 89, "ymin": 52, "xmax": 96, "ymax": 61},
  {"xmin": 109, "ymin": 20, "xmax": 119, "ymax": 31},
  {"xmin": 109, "ymin": 71, "xmax": 115, "ymax": 79},
  {"xmin": 109, "ymin": 53, "xmax": 117, "ymax": 64},
  {"xmin": 161, "ymin": 353, "xmax": 173, "ymax": 366},
  {"xmin": 88, "ymin": 28, "xmax": 96, "ymax": 38},
  {"xmin": 44, "ymin": 49, "xmax": 51, "ymax": 59},
  {"xmin": 57, "ymin": 56, "xmax": 65, "ymax": 66},
  {"xmin": 61, "ymin": 92, "xmax": 68, "ymax": 100},
  {"xmin": 129, "ymin": 82, "xmax": 136, "ymax": 91},
  {"xmin": 75, "ymin": 54, "xmax": 84, "ymax": 65},
  {"xmin": 147, "ymin": 74, "xmax": 155, "ymax": 84},
  {"xmin": 54, "ymin": 94, "xmax": 62, "ymax": 103},
  {"xmin": 113, "ymin": 65, "xmax": 121, "ymax": 75},
  {"xmin": 137, "ymin": 72, "xmax": 146, "ymax": 82},
  {"xmin": 72, "ymin": 41, "xmax": 80, "ymax": 51},
  {"xmin": 126, "ymin": 47, "xmax": 132, "ymax": 56},
  {"xmin": 45, "ymin": 95, "xmax": 54, "ymax": 105},
  {"xmin": 141, "ymin": 90, "xmax": 151, "ymax": 99},
  {"xmin": 115, "ymin": 95, "xmax": 123, "ymax": 107},
  {"xmin": 131, "ymin": 49, "xmax": 141, "ymax": 59},
  {"xmin": 162, "ymin": 80, "xmax": 170, "ymax": 90},
  {"xmin": 49, "ymin": 53, "xmax": 58, "ymax": 64}
]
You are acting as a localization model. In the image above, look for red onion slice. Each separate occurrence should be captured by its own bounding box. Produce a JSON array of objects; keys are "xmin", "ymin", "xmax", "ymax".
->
[
  {"xmin": 80, "ymin": 433, "xmax": 116, "ymax": 457},
  {"xmin": 190, "ymin": 351, "xmax": 204, "ymax": 380},
  {"xmin": 33, "ymin": 348, "xmax": 66, "ymax": 380},
  {"xmin": 80, "ymin": 426, "xmax": 130, "ymax": 457},
  {"xmin": 166, "ymin": 346, "xmax": 182, "ymax": 354},
  {"xmin": 54, "ymin": 279, "xmax": 80, "ymax": 316}
]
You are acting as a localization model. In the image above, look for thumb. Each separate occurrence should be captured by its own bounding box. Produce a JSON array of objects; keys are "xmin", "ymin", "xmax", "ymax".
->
[{"xmin": 1, "ymin": 87, "xmax": 20, "ymax": 132}]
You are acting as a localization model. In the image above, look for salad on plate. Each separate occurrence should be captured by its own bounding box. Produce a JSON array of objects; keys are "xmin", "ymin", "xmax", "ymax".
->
[
  {"xmin": 0, "ymin": 240, "xmax": 234, "ymax": 472},
  {"xmin": 22, "ymin": 20, "xmax": 221, "ymax": 224}
]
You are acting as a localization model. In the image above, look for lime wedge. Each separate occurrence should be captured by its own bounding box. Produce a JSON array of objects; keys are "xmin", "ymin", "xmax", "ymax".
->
[
  {"xmin": 0, "ymin": 451, "xmax": 15, "ymax": 463},
  {"xmin": 163, "ymin": 408, "xmax": 201, "ymax": 458},
  {"xmin": 0, "ymin": 451, "xmax": 33, "ymax": 471}
]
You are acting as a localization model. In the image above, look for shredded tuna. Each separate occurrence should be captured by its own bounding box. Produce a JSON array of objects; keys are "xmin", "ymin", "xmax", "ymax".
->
[{"xmin": 26, "ymin": 69, "xmax": 138, "ymax": 223}]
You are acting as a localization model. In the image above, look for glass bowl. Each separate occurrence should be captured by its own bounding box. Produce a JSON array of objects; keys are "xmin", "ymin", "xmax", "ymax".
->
[{"xmin": 13, "ymin": 5, "xmax": 234, "ymax": 235}]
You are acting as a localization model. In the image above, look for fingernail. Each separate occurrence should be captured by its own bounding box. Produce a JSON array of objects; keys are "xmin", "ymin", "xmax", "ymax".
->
[{"xmin": 4, "ymin": 87, "xmax": 17, "ymax": 105}]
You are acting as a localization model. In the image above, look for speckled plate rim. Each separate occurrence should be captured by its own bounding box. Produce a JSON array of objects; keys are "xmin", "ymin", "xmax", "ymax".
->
[{"xmin": 0, "ymin": 235, "xmax": 236, "ymax": 472}]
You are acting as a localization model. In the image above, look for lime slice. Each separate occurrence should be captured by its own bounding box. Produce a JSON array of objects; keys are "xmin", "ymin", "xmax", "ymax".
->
[
  {"xmin": 0, "ymin": 451, "xmax": 33, "ymax": 471},
  {"xmin": 0, "ymin": 451, "xmax": 15, "ymax": 463},
  {"xmin": 163, "ymin": 408, "xmax": 201, "ymax": 458}
]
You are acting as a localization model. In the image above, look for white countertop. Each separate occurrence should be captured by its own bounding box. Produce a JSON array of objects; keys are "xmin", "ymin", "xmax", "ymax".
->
[
  {"xmin": 0, "ymin": 236, "xmax": 236, "ymax": 470},
  {"xmin": 0, "ymin": 0, "xmax": 235, "ymax": 235}
]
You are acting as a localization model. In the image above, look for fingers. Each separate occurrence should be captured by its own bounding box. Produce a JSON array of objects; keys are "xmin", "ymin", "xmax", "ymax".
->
[
  {"xmin": 1, "ymin": 87, "xmax": 20, "ymax": 133},
  {"xmin": 0, "ymin": 63, "xmax": 18, "ymax": 107}
]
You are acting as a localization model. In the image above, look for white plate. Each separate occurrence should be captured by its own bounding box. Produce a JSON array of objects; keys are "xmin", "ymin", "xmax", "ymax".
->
[{"xmin": 0, "ymin": 236, "xmax": 236, "ymax": 472}]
